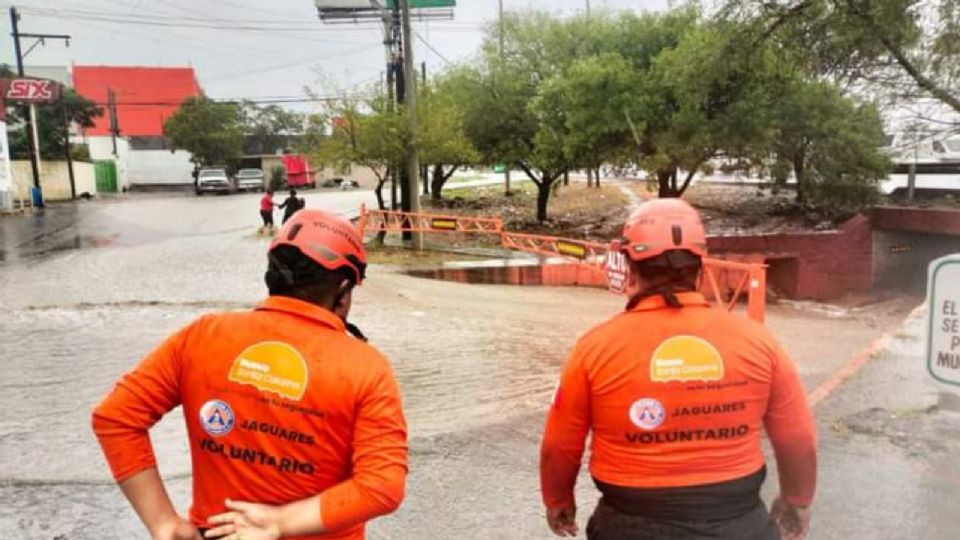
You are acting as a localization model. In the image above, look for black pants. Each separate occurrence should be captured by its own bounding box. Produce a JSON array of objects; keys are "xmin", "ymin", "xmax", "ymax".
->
[
  {"xmin": 260, "ymin": 210, "xmax": 273, "ymax": 226},
  {"xmin": 586, "ymin": 497, "xmax": 780, "ymax": 540}
]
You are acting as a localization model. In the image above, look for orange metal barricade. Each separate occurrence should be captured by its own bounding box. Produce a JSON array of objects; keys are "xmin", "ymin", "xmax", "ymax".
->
[
  {"xmin": 500, "ymin": 231, "xmax": 608, "ymax": 264},
  {"xmin": 357, "ymin": 205, "xmax": 766, "ymax": 323},
  {"xmin": 359, "ymin": 204, "xmax": 503, "ymax": 235}
]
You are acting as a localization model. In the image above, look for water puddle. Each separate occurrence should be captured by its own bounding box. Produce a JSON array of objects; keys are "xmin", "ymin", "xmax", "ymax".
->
[{"xmin": 405, "ymin": 257, "xmax": 606, "ymax": 287}]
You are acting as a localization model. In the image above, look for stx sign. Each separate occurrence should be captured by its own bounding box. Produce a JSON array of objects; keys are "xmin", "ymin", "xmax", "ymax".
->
[
  {"xmin": 3, "ymin": 78, "xmax": 62, "ymax": 102},
  {"xmin": 0, "ymin": 77, "xmax": 63, "ymax": 121}
]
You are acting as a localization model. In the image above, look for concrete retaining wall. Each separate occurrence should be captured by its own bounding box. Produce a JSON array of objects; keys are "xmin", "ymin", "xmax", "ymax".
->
[
  {"xmin": 10, "ymin": 160, "xmax": 97, "ymax": 202},
  {"xmin": 707, "ymin": 215, "xmax": 874, "ymax": 300}
]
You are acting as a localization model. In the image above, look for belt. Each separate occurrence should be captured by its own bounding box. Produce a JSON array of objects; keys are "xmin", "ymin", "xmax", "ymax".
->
[{"xmin": 593, "ymin": 466, "xmax": 766, "ymax": 521}]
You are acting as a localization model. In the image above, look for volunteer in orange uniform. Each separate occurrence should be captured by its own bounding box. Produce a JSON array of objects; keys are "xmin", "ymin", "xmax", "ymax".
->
[
  {"xmin": 92, "ymin": 210, "xmax": 407, "ymax": 540},
  {"xmin": 540, "ymin": 199, "xmax": 817, "ymax": 540}
]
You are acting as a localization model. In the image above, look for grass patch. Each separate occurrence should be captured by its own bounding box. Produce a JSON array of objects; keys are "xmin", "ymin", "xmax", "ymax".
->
[{"xmin": 427, "ymin": 182, "xmax": 629, "ymax": 241}]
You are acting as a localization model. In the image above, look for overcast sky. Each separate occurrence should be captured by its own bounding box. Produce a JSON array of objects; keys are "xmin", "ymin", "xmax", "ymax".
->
[{"xmin": 0, "ymin": 0, "xmax": 667, "ymax": 110}]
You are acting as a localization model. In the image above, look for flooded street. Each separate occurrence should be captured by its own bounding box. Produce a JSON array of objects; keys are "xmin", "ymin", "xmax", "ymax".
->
[{"xmin": 1, "ymin": 191, "xmax": 956, "ymax": 539}]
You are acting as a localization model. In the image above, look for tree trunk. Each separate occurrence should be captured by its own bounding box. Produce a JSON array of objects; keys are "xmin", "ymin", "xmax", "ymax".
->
[
  {"xmin": 536, "ymin": 180, "xmax": 551, "ymax": 222},
  {"xmin": 587, "ymin": 168, "xmax": 593, "ymax": 187},
  {"xmin": 656, "ymin": 168, "xmax": 675, "ymax": 198},
  {"xmin": 563, "ymin": 171, "xmax": 569, "ymax": 186},
  {"xmin": 373, "ymin": 168, "xmax": 390, "ymax": 210},
  {"xmin": 792, "ymin": 154, "xmax": 806, "ymax": 204},
  {"xmin": 422, "ymin": 165, "xmax": 430, "ymax": 195},
  {"xmin": 595, "ymin": 167, "xmax": 601, "ymax": 188},
  {"xmin": 430, "ymin": 164, "xmax": 445, "ymax": 201},
  {"xmin": 677, "ymin": 169, "xmax": 697, "ymax": 196}
]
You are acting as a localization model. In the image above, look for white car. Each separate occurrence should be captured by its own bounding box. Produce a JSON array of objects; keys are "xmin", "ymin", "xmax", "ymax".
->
[
  {"xmin": 196, "ymin": 168, "xmax": 233, "ymax": 195},
  {"xmin": 235, "ymin": 168, "xmax": 265, "ymax": 192}
]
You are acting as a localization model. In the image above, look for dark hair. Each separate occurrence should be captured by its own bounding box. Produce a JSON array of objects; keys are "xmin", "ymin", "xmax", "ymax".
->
[
  {"xmin": 628, "ymin": 250, "xmax": 701, "ymax": 308},
  {"xmin": 265, "ymin": 245, "xmax": 355, "ymax": 303},
  {"xmin": 266, "ymin": 190, "xmax": 273, "ymax": 195},
  {"xmin": 289, "ymin": 189, "xmax": 297, "ymax": 196}
]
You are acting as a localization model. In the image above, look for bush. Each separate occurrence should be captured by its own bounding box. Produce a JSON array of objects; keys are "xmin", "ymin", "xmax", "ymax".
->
[
  {"xmin": 70, "ymin": 144, "xmax": 92, "ymax": 162},
  {"xmin": 269, "ymin": 166, "xmax": 286, "ymax": 191}
]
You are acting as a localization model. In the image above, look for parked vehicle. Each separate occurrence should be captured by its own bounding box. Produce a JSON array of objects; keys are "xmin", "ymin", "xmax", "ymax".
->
[
  {"xmin": 282, "ymin": 154, "xmax": 315, "ymax": 188},
  {"xmin": 235, "ymin": 168, "xmax": 266, "ymax": 192},
  {"xmin": 195, "ymin": 168, "xmax": 233, "ymax": 195}
]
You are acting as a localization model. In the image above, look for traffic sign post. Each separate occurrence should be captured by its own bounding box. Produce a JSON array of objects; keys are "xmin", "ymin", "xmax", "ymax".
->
[{"xmin": 926, "ymin": 254, "xmax": 960, "ymax": 392}]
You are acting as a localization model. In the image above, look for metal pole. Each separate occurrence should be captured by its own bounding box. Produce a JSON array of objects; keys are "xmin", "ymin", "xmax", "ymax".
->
[
  {"xmin": 63, "ymin": 108, "xmax": 75, "ymax": 199},
  {"xmin": 10, "ymin": 7, "xmax": 41, "ymax": 199},
  {"xmin": 400, "ymin": 0, "xmax": 423, "ymax": 250},
  {"xmin": 908, "ymin": 132, "xmax": 917, "ymax": 202},
  {"xmin": 108, "ymin": 88, "xmax": 118, "ymax": 157},
  {"xmin": 498, "ymin": 0, "xmax": 510, "ymax": 195}
]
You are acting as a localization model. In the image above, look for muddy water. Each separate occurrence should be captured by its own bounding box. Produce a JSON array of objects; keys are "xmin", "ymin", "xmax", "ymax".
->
[
  {"xmin": 0, "ymin": 194, "xmax": 922, "ymax": 539},
  {"xmin": 0, "ymin": 193, "xmax": 622, "ymax": 538}
]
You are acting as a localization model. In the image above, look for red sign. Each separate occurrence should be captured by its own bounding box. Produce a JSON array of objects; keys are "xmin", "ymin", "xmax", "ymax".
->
[
  {"xmin": 605, "ymin": 244, "xmax": 630, "ymax": 294},
  {"xmin": 0, "ymin": 77, "xmax": 63, "ymax": 121},
  {"xmin": 5, "ymin": 79, "xmax": 61, "ymax": 102}
]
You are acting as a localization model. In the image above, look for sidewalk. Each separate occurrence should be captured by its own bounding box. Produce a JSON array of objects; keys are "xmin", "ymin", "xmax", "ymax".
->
[{"xmin": 796, "ymin": 305, "xmax": 960, "ymax": 539}]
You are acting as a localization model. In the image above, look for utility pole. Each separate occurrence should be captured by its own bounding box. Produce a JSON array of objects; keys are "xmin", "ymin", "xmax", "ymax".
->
[
  {"xmin": 10, "ymin": 7, "xmax": 39, "ymax": 197},
  {"xmin": 498, "ymin": 0, "xmax": 510, "ymax": 195},
  {"xmin": 108, "ymin": 88, "xmax": 119, "ymax": 156},
  {"xmin": 421, "ymin": 60, "xmax": 429, "ymax": 197},
  {"xmin": 9, "ymin": 6, "xmax": 71, "ymax": 206},
  {"xmin": 400, "ymin": 0, "xmax": 423, "ymax": 250},
  {"xmin": 63, "ymin": 108, "xmax": 75, "ymax": 199}
]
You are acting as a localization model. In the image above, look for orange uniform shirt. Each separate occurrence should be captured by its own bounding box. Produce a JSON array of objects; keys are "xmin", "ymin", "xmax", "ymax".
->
[
  {"xmin": 541, "ymin": 292, "xmax": 816, "ymax": 510},
  {"xmin": 92, "ymin": 296, "xmax": 408, "ymax": 539}
]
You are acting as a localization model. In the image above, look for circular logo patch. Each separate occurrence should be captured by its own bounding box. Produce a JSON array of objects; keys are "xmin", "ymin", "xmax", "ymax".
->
[
  {"xmin": 629, "ymin": 398, "xmax": 666, "ymax": 430},
  {"xmin": 199, "ymin": 399, "xmax": 235, "ymax": 436}
]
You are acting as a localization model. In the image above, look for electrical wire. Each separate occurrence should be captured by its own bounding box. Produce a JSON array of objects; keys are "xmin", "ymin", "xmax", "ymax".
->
[{"xmin": 414, "ymin": 31, "xmax": 452, "ymax": 65}]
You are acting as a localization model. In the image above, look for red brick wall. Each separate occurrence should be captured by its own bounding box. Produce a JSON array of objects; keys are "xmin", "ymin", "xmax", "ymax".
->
[
  {"xmin": 871, "ymin": 206, "xmax": 960, "ymax": 236},
  {"xmin": 707, "ymin": 215, "xmax": 874, "ymax": 300}
]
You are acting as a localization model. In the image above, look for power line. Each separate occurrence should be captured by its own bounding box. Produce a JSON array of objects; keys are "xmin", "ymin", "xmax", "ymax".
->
[{"xmin": 414, "ymin": 31, "xmax": 452, "ymax": 65}]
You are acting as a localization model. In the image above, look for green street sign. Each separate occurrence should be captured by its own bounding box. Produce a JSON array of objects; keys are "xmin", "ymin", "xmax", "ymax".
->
[{"xmin": 493, "ymin": 164, "xmax": 506, "ymax": 173}]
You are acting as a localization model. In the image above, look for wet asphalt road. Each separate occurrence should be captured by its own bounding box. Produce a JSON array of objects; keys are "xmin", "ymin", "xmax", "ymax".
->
[{"xmin": 1, "ymin": 191, "xmax": 957, "ymax": 539}]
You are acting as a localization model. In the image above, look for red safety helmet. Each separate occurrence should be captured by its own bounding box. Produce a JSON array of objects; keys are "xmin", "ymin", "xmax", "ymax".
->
[
  {"xmin": 613, "ymin": 198, "xmax": 707, "ymax": 262},
  {"xmin": 269, "ymin": 209, "xmax": 367, "ymax": 285}
]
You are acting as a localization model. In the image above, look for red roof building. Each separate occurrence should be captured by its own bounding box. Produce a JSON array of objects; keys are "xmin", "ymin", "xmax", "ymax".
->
[{"xmin": 72, "ymin": 66, "xmax": 202, "ymax": 137}]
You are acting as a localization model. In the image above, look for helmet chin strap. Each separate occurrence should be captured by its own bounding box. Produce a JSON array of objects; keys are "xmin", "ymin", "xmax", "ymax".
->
[
  {"xmin": 344, "ymin": 322, "xmax": 368, "ymax": 342},
  {"xmin": 332, "ymin": 283, "xmax": 368, "ymax": 342},
  {"xmin": 625, "ymin": 284, "xmax": 693, "ymax": 311}
]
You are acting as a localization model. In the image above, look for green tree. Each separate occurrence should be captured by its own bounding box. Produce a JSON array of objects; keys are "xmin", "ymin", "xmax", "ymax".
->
[
  {"xmin": 240, "ymin": 102, "xmax": 304, "ymax": 155},
  {"xmin": 440, "ymin": 12, "xmax": 589, "ymax": 221},
  {"xmin": 8, "ymin": 88, "xmax": 103, "ymax": 160},
  {"xmin": 164, "ymin": 97, "xmax": 244, "ymax": 167},
  {"xmin": 727, "ymin": 0, "xmax": 960, "ymax": 114},
  {"xmin": 418, "ymin": 85, "xmax": 480, "ymax": 201},
  {"xmin": 533, "ymin": 15, "xmax": 780, "ymax": 198},
  {"xmin": 306, "ymin": 93, "xmax": 406, "ymax": 210},
  {"xmin": 771, "ymin": 76, "xmax": 890, "ymax": 208}
]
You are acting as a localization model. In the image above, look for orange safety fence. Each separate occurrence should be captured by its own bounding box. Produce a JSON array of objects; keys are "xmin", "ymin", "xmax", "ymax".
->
[
  {"xmin": 358, "ymin": 204, "xmax": 503, "ymax": 235},
  {"xmin": 500, "ymin": 231, "xmax": 608, "ymax": 264},
  {"xmin": 358, "ymin": 205, "xmax": 766, "ymax": 323}
]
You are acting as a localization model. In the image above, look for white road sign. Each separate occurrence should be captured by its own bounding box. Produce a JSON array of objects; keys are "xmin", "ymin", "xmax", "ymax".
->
[{"xmin": 927, "ymin": 254, "xmax": 960, "ymax": 387}]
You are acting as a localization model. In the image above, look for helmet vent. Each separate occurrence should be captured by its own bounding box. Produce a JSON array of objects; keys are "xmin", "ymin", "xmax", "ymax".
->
[
  {"xmin": 672, "ymin": 224, "xmax": 682, "ymax": 246},
  {"xmin": 286, "ymin": 223, "xmax": 303, "ymax": 241}
]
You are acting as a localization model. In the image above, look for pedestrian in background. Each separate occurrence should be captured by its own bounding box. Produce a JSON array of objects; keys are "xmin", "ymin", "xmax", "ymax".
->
[
  {"xmin": 92, "ymin": 210, "xmax": 407, "ymax": 540},
  {"xmin": 279, "ymin": 189, "xmax": 305, "ymax": 224},
  {"xmin": 540, "ymin": 199, "xmax": 817, "ymax": 540},
  {"xmin": 259, "ymin": 190, "xmax": 276, "ymax": 234}
]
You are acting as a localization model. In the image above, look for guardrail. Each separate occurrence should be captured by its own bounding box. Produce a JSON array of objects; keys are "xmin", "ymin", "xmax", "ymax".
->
[{"xmin": 358, "ymin": 205, "xmax": 766, "ymax": 323}]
